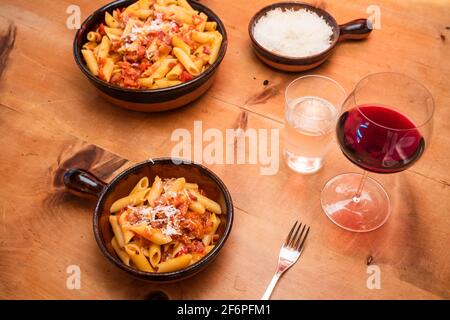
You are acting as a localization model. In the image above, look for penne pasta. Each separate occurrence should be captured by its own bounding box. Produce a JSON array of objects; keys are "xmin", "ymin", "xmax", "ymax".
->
[
  {"xmin": 147, "ymin": 176, "xmax": 163, "ymax": 206},
  {"xmin": 111, "ymin": 237, "xmax": 131, "ymax": 266},
  {"xmin": 105, "ymin": 12, "xmax": 120, "ymax": 28},
  {"xmin": 166, "ymin": 63, "xmax": 183, "ymax": 80},
  {"xmin": 171, "ymin": 36, "xmax": 191, "ymax": 56},
  {"xmin": 81, "ymin": 0, "xmax": 223, "ymax": 89},
  {"xmin": 109, "ymin": 215, "xmax": 125, "ymax": 248},
  {"xmin": 97, "ymin": 36, "xmax": 111, "ymax": 59},
  {"xmin": 177, "ymin": 0, "xmax": 194, "ymax": 11},
  {"xmin": 208, "ymin": 31, "xmax": 223, "ymax": 65},
  {"xmin": 189, "ymin": 201, "xmax": 205, "ymax": 214},
  {"xmin": 152, "ymin": 58, "xmax": 177, "ymax": 80},
  {"xmin": 109, "ymin": 188, "xmax": 151, "ymax": 213},
  {"xmin": 167, "ymin": 177, "xmax": 186, "ymax": 192},
  {"xmin": 118, "ymin": 211, "xmax": 135, "ymax": 244},
  {"xmin": 130, "ymin": 177, "xmax": 150, "ymax": 195},
  {"xmin": 204, "ymin": 21, "xmax": 217, "ymax": 31},
  {"xmin": 192, "ymin": 31, "xmax": 216, "ymax": 44},
  {"xmin": 190, "ymin": 189, "xmax": 222, "ymax": 214},
  {"xmin": 81, "ymin": 49, "xmax": 99, "ymax": 76},
  {"xmin": 108, "ymin": 174, "xmax": 222, "ymax": 273},
  {"xmin": 87, "ymin": 31, "xmax": 101, "ymax": 42},
  {"xmin": 125, "ymin": 243, "xmax": 154, "ymax": 272},
  {"xmin": 173, "ymin": 47, "xmax": 200, "ymax": 76},
  {"xmin": 102, "ymin": 58, "xmax": 115, "ymax": 82},
  {"xmin": 153, "ymin": 79, "xmax": 182, "ymax": 88},
  {"xmin": 157, "ymin": 254, "xmax": 192, "ymax": 273},
  {"xmin": 130, "ymin": 224, "xmax": 172, "ymax": 245},
  {"xmin": 148, "ymin": 244, "xmax": 161, "ymax": 268}
]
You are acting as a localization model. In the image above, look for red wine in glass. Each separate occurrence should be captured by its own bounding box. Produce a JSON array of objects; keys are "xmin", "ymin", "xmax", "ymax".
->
[{"xmin": 336, "ymin": 104, "xmax": 425, "ymax": 174}]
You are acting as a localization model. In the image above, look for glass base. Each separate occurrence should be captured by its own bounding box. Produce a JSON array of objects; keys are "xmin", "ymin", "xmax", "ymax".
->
[
  {"xmin": 284, "ymin": 150, "xmax": 323, "ymax": 174},
  {"xmin": 321, "ymin": 173, "xmax": 390, "ymax": 232}
]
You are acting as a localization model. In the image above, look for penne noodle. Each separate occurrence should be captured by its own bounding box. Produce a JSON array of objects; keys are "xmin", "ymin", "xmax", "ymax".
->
[
  {"xmin": 152, "ymin": 58, "xmax": 177, "ymax": 80},
  {"xmin": 130, "ymin": 177, "xmax": 150, "ymax": 195},
  {"xmin": 173, "ymin": 47, "xmax": 200, "ymax": 76},
  {"xmin": 153, "ymin": 79, "xmax": 182, "ymax": 88},
  {"xmin": 81, "ymin": 49, "xmax": 99, "ymax": 76},
  {"xmin": 111, "ymin": 237, "xmax": 130, "ymax": 266},
  {"xmin": 97, "ymin": 36, "xmax": 111, "ymax": 59},
  {"xmin": 171, "ymin": 36, "xmax": 191, "ymax": 56},
  {"xmin": 87, "ymin": 31, "xmax": 102, "ymax": 42},
  {"xmin": 190, "ymin": 190, "xmax": 222, "ymax": 214},
  {"xmin": 134, "ymin": 8, "xmax": 153, "ymax": 20},
  {"xmin": 125, "ymin": 243, "xmax": 154, "ymax": 272},
  {"xmin": 138, "ymin": 0, "xmax": 151, "ymax": 9},
  {"xmin": 139, "ymin": 77, "xmax": 154, "ymax": 88},
  {"xmin": 189, "ymin": 201, "xmax": 205, "ymax": 214},
  {"xmin": 118, "ymin": 211, "xmax": 135, "ymax": 244},
  {"xmin": 204, "ymin": 21, "xmax": 217, "ymax": 31},
  {"xmin": 193, "ymin": 57, "xmax": 204, "ymax": 71},
  {"xmin": 177, "ymin": 0, "xmax": 194, "ymax": 11},
  {"xmin": 124, "ymin": 2, "xmax": 140, "ymax": 14},
  {"xmin": 167, "ymin": 177, "xmax": 186, "ymax": 192},
  {"xmin": 157, "ymin": 254, "xmax": 192, "ymax": 273},
  {"xmin": 195, "ymin": 12, "xmax": 208, "ymax": 32},
  {"xmin": 109, "ymin": 188, "xmax": 150, "ymax": 213},
  {"xmin": 130, "ymin": 225, "xmax": 172, "ymax": 245},
  {"xmin": 146, "ymin": 176, "xmax": 163, "ymax": 206},
  {"xmin": 192, "ymin": 31, "xmax": 216, "ymax": 44},
  {"xmin": 208, "ymin": 31, "xmax": 222, "ymax": 65},
  {"xmin": 148, "ymin": 244, "xmax": 161, "ymax": 268},
  {"xmin": 102, "ymin": 58, "xmax": 115, "ymax": 82},
  {"xmin": 173, "ymin": 242, "xmax": 186, "ymax": 257},
  {"xmin": 105, "ymin": 12, "xmax": 120, "ymax": 28},
  {"xmin": 166, "ymin": 63, "xmax": 183, "ymax": 80},
  {"xmin": 109, "ymin": 215, "xmax": 125, "ymax": 248}
]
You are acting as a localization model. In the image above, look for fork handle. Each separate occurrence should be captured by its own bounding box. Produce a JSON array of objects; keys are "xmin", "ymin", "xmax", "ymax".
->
[{"xmin": 261, "ymin": 272, "xmax": 281, "ymax": 300}]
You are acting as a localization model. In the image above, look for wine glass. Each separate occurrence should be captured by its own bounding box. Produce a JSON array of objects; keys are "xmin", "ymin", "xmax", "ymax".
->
[{"xmin": 321, "ymin": 72, "xmax": 434, "ymax": 232}]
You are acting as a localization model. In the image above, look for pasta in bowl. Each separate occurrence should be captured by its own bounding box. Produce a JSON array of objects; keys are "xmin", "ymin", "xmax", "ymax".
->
[
  {"xmin": 109, "ymin": 176, "xmax": 223, "ymax": 273},
  {"xmin": 63, "ymin": 158, "xmax": 233, "ymax": 282},
  {"xmin": 73, "ymin": 0, "xmax": 227, "ymax": 112}
]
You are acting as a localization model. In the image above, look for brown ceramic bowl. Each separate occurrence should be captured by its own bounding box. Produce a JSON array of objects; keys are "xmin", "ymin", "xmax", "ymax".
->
[
  {"xmin": 63, "ymin": 158, "xmax": 233, "ymax": 282},
  {"xmin": 248, "ymin": 2, "xmax": 372, "ymax": 72},
  {"xmin": 73, "ymin": 0, "xmax": 227, "ymax": 112}
]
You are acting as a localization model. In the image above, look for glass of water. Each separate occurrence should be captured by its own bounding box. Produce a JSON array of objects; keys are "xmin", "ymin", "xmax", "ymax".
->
[{"xmin": 282, "ymin": 75, "xmax": 346, "ymax": 174}]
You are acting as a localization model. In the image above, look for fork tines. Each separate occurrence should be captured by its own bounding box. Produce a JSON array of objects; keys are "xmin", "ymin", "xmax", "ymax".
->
[{"xmin": 285, "ymin": 221, "xmax": 310, "ymax": 252}]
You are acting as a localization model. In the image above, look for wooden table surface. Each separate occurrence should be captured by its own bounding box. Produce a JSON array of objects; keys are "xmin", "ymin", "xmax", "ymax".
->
[{"xmin": 1, "ymin": 0, "xmax": 449, "ymax": 300}]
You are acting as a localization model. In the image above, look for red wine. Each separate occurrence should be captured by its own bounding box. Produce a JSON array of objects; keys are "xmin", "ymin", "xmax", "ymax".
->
[{"xmin": 337, "ymin": 105, "xmax": 425, "ymax": 173}]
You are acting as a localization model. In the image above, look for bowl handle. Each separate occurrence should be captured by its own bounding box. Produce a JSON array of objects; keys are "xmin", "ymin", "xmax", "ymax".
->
[
  {"xmin": 338, "ymin": 19, "xmax": 373, "ymax": 41},
  {"xmin": 63, "ymin": 168, "xmax": 107, "ymax": 199}
]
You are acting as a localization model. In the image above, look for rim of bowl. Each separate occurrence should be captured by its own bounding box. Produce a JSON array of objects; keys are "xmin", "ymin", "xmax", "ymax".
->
[
  {"xmin": 352, "ymin": 72, "xmax": 435, "ymax": 131},
  {"xmin": 248, "ymin": 1, "xmax": 339, "ymax": 62},
  {"xmin": 73, "ymin": 0, "xmax": 228, "ymax": 94},
  {"xmin": 93, "ymin": 157, "xmax": 234, "ymax": 280}
]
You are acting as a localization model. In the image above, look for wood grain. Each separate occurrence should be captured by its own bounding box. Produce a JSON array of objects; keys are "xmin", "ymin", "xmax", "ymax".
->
[{"xmin": 0, "ymin": 0, "xmax": 449, "ymax": 299}]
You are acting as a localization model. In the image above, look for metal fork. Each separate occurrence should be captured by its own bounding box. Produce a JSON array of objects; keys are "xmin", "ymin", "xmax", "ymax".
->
[{"xmin": 261, "ymin": 221, "xmax": 310, "ymax": 300}]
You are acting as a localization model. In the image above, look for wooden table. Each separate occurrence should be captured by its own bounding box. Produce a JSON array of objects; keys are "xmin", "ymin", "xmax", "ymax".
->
[{"xmin": 0, "ymin": 0, "xmax": 449, "ymax": 300}]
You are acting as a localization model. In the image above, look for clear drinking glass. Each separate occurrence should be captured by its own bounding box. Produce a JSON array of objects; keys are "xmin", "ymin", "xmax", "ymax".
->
[
  {"xmin": 321, "ymin": 72, "xmax": 434, "ymax": 232},
  {"xmin": 282, "ymin": 75, "xmax": 346, "ymax": 174}
]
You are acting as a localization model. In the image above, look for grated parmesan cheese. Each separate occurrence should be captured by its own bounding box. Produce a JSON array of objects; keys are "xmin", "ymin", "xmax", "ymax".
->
[{"xmin": 253, "ymin": 8, "xmax": 333, "ymax": 58}]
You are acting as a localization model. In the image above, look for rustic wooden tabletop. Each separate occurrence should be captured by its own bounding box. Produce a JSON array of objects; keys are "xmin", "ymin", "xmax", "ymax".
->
[{"xmin": 0, "ymin": 0, "xmax": 449, "ymax": 299}]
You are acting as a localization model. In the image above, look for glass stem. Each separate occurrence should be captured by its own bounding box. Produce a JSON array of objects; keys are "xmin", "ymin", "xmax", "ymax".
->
[{"xmin": 352, "ymin": 171, "xmax": 369, "ymax": 203}]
